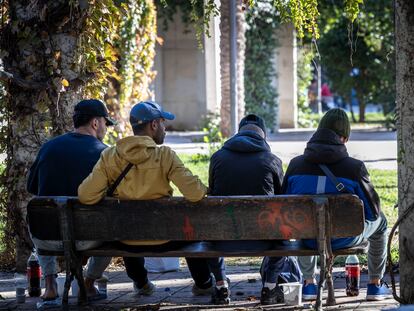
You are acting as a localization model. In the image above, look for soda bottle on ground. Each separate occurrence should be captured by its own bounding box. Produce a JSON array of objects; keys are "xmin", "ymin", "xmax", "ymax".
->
[
  {"xmin": 27, "ymin": 249, "xmax": 42, "ymax": 297},
  {"xmin": 345, "ymin": 255, "xmax": 360, "ymax": 296}
]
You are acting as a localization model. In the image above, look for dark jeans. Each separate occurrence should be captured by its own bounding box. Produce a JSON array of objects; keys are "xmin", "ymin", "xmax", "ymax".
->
[
  {"xmin": 121, "ymin": 242, "xmax": 227, "ymax": 288},
  {"xmin": 260, "ymin": 256, "xmax": 302, "ymax": 284},
  {"xmin": 123, "ymin": 257, "xmax": 218, "ymax": 289},
  {"xmin": 190, "ymin": 257, "xmax": 226, "ymax": 283}
]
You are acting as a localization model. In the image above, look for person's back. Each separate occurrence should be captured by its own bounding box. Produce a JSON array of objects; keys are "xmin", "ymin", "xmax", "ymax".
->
[
  {"xmin": 209, "ymin": 130, "xmax": 282, "ymax": 196},
  {"xmin": 79, "ymin": 135, "xmax": 205, "ymax": 204},
  {"xmin": 28, "ymin": 133, "xmax": 106, "ymax": 196}
]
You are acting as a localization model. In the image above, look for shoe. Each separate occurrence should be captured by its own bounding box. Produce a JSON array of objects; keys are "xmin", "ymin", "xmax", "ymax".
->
[
  {"xmin": 211, "ymin": 286, "xmax": 231, "ymax": 305},
  {"xmin": 366, "ymin": 282, "xmax": 392, "ymax": 301},
  {"xmin": 192, "ymin": 283, "xmax": 214, "ymax": 296},
  {"xmin": 302, "ymin": 282, "xmax": 317, "ymax": 300},
  {"xmin": 133, "ymin": 281, "xmax": 155, "ymax": 296},
  {"xmin": 260, "ymin": 286, "xmax": 284, "ymax": 305}
]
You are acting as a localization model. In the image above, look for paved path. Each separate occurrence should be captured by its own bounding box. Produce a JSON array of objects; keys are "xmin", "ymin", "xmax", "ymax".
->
[
  {"xmin": 165, "ymin": 129, "xmax": 397, "ymax": 170},
  {"xmin": 0, "ymin": 265, "xmax": 399, "ymax": 310}
]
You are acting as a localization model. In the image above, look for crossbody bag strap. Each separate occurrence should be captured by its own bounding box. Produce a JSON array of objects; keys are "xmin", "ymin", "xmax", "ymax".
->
[
  {"xmin": 106, "ymin": 163, "xmax": 134, "ymax": 197},
  {"xmin": 318, "ymin": 164, "xmax": 351, "ymax": 193}
]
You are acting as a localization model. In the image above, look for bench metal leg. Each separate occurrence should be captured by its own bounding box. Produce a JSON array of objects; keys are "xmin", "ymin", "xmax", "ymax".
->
[
  {"xmin": 76, "ymin": 256, "xmax": 87, "ymax": 305},
  {"xmin": 315, "ymin": 197, "xmax": 330, "ymax": 311},
  {"xmin": 326, "ymin": 255, "xmax": 336, "ymax": 306},
  {"xmin": 316, "ymin": 253, "xmax": 326, "ymax": 311},
  {"xmin": 62, "ymin": 255, "xmax": 74, "ymax": 308}
]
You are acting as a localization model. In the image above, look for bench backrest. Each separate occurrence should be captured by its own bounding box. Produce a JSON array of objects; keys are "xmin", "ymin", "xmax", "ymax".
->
[{"xmin": 27, "ymin": 194, "xmax": 364, "ymax": 242}]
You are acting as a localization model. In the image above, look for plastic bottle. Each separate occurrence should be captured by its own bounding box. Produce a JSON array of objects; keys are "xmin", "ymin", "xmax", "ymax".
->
[
  {"xmin": 27, "ymin": 250, "xmax": 42, "ymax": 297},
  {"xmin": 345, "ymin": 255, "xmax": 360, "ymax": 296},
  {"xmin": 14, "ymin": 272, "xmax": 27, "ymax": 303}
]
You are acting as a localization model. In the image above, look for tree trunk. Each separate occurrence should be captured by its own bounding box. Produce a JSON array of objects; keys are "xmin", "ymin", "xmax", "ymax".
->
[
  {"xmin": 356, "ymin": 94, "xmax": 366, "ymax": 122},
  {"xmin": 396, "ymin": 0, "xmax": 414, "ymax": 303},
  {"xmin": 1, "ymin": 1, "xmax": 87, "ymax": 271},
  {"xmin": 219, "ymin": 1, "xmax": 245, "ymax": 137}
]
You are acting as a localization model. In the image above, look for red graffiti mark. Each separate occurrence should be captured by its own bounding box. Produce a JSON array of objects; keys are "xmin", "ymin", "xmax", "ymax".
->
[
  {"xmin": 257, "ymin": 202, "xmax": 312, "ymax": 238},
  {"xmin": 279, "ymin": 224, "xmax": 294, "ymax": 239},
  {"xmin": 257, "ymin": 202, "xmax": 282, "ymax": 232},
  {"xmin": 282, "ymin": 209, "xmax": 312, "ymax": 233},
  {"xmin": 183, "ymin": 216, "xmax": 195, "ymax": 240}
]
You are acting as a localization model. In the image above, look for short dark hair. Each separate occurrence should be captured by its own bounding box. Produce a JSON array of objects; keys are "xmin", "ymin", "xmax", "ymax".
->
[
  {"xmin": 73, "ymin": 114, "xmax": 95, "ymax": 128},
  {"xmin": 132, "ymin": 122, "xmax": 149, "ymax": 135}
]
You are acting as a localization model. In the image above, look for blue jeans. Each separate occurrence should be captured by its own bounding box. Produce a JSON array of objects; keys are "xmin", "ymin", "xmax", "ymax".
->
[{"xmin": 299, "ymin": 212, "xmax": 388, "ymax": 281}]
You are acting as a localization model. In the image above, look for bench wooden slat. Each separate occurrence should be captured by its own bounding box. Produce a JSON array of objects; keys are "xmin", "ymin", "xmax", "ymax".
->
[
  {"xmin": 37, "ymin": 240, "xmax": 368, "ymax": 258},
  {"xmin": 27, "ymin": 194, "xmax": 364, "ymax": 241}
]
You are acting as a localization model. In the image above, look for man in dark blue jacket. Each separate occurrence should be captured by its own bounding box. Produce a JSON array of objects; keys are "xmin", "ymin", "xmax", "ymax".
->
[
  {"xmin": 283, "ymin": 108, "xmax": 390, "ymax": 301},
  {"xmin": 27, "ymin": 99, "xmax": 115, "ymax": 304},
  {"xmin": 209, "ymin": 114, "xmax": 301, "ymax": 305}
]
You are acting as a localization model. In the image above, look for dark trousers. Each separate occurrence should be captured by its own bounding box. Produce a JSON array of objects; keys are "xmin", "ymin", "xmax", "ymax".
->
[
  {"xmin": 123, "ymin": 256, "xmax": 219, "ymax": 289},
  {"xmin": 188, "ymin": 257, "xmax": 226, "ymax": 284},
  {"xmin": 260, "ymin": 256, "xmax": 302, "ymax": 284}
]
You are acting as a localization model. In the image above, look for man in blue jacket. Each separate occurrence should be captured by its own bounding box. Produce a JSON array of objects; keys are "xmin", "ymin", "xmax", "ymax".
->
[
  {"xmin": 27, "ymin": 99, "xmax": 114, "ymax": 304},
  {"xmin": 209, "ymin": 114, "xmax": 301, "ymax": 305},
  {"xmin": 283, "ymin": 108, "xmax": 390, "ymax": 301}
]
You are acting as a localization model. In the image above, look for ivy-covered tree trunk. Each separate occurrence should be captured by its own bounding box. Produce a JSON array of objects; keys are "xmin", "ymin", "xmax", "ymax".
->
[
  {"xmin": 219, "ymin": 1, "xmax": 245, "ymax": 137},
  {"xmin": 1, "ymin": 1, "xmax": 87, "ymax": 271},
  {"xmin": 396, "ymin": 0, "xmax": 414, "ymax": 303}
]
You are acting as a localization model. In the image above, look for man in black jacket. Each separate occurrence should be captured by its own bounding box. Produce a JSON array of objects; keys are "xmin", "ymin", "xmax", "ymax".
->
[
  {"xmin": 283, "ymin": 108, "xmax": 390, "ymax": 301},
  {"xmin": 209, "ymin": 114, "xmax": 301, "ymax": 305}
]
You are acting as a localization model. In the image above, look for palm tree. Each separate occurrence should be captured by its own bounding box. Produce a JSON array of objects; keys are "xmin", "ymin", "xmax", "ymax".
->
[{"xmin": 219, "ymin": 0, "xmax": 245, "ymax": 137}]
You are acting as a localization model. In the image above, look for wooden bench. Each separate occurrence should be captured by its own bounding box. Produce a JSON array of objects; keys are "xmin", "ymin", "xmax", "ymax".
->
[{"xmin": 27, "ymin": 194, "xmax": 367, "ymax": 310}]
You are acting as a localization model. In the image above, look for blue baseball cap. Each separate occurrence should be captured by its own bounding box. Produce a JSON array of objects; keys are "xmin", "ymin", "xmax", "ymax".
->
[{"xmin": 130, "ymin": 101, "xmax": 175, "ymax": 126}]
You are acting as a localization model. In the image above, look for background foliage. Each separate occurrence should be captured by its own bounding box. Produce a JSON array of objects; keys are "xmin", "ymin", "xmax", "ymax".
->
[
  {"xmin": 317, "ymin": 0, "xmax": 395, "ymax": 121},
  {"xmin": 244, "ymin": 0, "xmax": 280, "ymax": 130}
]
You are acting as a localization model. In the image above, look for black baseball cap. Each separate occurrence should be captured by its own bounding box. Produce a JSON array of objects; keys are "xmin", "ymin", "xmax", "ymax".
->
[
  {"xmin": 239, "ymin": 114, "xmax": 266, "ymax": 135},
  {"xmin": 74, "ymin": 99, "xmax": 116, "ymax": 126}
]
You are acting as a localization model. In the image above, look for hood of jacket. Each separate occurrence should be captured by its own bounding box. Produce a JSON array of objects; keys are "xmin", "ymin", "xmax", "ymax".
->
[
  {"xmin": 115, "ymin": 136, "xmax": 157, "ymax": 165},
  {"xmin": 304, "ymin": 128, "xmax": 349, "ymax": 164},
  {"xmin": 223, "ymin": 130, "xmax": 270, "ymax": 153}
]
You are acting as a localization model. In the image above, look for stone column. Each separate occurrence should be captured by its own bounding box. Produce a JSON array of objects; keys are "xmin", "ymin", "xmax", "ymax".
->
[{"xmin": 275, "ymin": 23, "xmax": 297, "ymax": 129}]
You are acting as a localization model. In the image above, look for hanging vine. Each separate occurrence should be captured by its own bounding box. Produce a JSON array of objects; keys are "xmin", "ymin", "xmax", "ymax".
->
[{"xmin": 104, "ymin": 0, "xmax": 156, "ymax": 143}]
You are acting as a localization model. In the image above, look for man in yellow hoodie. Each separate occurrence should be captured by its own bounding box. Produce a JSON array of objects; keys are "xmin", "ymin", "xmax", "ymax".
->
[{"xmin": 78, "ymin": 101, "xmax": 214, "ymax": 297}]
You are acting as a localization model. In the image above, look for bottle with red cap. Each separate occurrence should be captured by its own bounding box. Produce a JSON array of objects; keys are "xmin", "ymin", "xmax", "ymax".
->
[
  {"xmin": 27, "ymin": 249, "xmax": 42, "ymax": 297},
  {"xmin": 345, "ymin": 255, "xmax": 360, "ymax": 296}
]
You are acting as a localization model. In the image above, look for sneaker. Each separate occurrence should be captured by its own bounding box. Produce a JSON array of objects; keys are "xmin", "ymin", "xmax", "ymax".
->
[
  {"xmin": 302, "ymin": 282, "xmax": 317, "ymax": 300},
  {"xmin": 366, "ymin": 282, "xmax": 392, "ymax": 301},
  {"xmin": 133, "ymin": 281, "xmax": 155, "ymax": 296},
  {"xmin": 211, "ymin": 286, "xmax": 231, "ymax": 305},
  {"xmin": 192, "ymin": 283, "xmax": 214, "ymax": 296},
  {"xmin": 260, "ymin": 286, "xmax": 284, "ymax": 305}
]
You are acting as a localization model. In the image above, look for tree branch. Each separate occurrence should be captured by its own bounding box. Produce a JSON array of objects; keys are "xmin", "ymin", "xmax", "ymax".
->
[{"xmin": 0, "ymin": 70, "xmax": 49, "ymax": 90}]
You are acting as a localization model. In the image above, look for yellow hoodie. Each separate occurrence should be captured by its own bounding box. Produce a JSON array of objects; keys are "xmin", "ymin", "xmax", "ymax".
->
[{"xmin": 78, "ymin": 135, "xmax": 207, "ymax": 245}]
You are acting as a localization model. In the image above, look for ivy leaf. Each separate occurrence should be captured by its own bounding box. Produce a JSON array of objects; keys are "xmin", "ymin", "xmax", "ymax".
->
[{"xmin": 61, "ymin": 79, "xmax": 69, "ymax": 87}]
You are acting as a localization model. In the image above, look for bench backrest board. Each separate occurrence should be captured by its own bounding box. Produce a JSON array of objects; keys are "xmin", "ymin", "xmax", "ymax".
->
[{"xmin": 27, "ymin": 195, "xmax": 364, "ymax": 242}]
